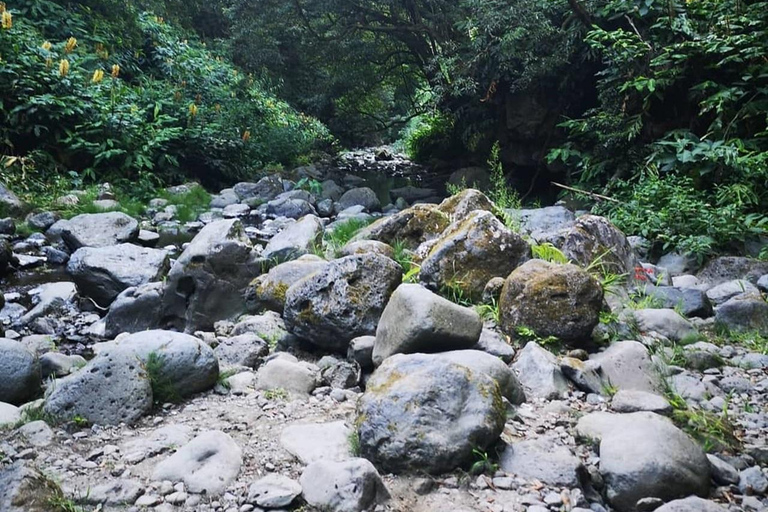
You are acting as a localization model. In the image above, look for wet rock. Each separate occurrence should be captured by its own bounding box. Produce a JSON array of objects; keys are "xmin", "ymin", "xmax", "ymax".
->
[
  {"xmin": 500, "ymin": 435, "xmax": 584, "ymax": 487},
  {"xmin": 44, "ymin": 349, "xmax": 152, "ymax": 425},
  {"xmin": 590, "ymin": 340, "xmax": 662, "ymax": 393},
  {"xmin": 300, "ymin": 458, "xmax": 390, "ymax": 512},
  {"xmin": 0, "ymin": 239, "xmax": 16, "ymax": 275},
  {"xmin": 245, "ymin": 255, "xmax": 328, "ymax": 313},
  {"xmin": 335, "ymin": 187, "xmax": 380, "ymax": 213},
  {"xmin": 357, "ymin": 353, "xmax": 505, "ymax": 474},
  {"xmin": 284, "ymin": 253, "xmax": 401, "ymax": 351},
  {"xmin": 67, "ymin": 244, "xmax": 170, "ymax": 307},
  {"xmin": 152, "ymin": 430, "xmax": 242, "ymax": 496},
  {"xmin": 633, "ymin": 309, "xmax": 697, "ymax": 342},
  {"xmin": 262, "ymin": 215, "xmax": 324, "ymax": 262},
  {"xmin": 162, "ymin": 219, "xmax": 260, "ymax": 332},
  {"xmin": 53, "ymin": 212, "xmax": 139, "ymax": 250},
  {"xmin": 419, "ymin": 210, "xmax": 529, "ymax": 301},
  {"xmin": 280, "ymin": 421, "xmax": 352, "ymax": 464},
  {"xmin": 576, "ymin": 412, "xmax": 710, "ymax": 512},
  {"xmin": 104, "ymin": 282, "xmax": 165, "ymax": 338},
  {"xmin": 499, "ymin": 260, "xmax": 603, "ymax": 345},
  {"xmin": 372, "ymin": 284, "xmax": 482, "ymax": 365},
  {"xmin": 511, "ymin": 342, "xmax": 570, "ymax": 400},
  {"xmin": 247, "ymin": 474, "xmax": 301, "ymax": 508},
  {"xmin": 0, "ymin": 338, "xmax": 41, "ymax": 405}
]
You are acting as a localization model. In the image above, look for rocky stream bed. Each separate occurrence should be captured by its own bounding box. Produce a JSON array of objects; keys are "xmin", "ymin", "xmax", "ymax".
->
[{"xmin": 0, "ymin": 151, "xmax": 767, "ymax": 512}]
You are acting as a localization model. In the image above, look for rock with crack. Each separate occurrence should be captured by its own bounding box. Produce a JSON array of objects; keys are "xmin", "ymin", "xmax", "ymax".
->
[
  {"xmin": 300, "ymin": 458, "xmax": 390, "ymax": 512},
  {"xmin": 357, "ymin": 353, "xmax": 505, "ymax": 474},
  {"xmin": 576, "ymin": 411, "xmax": 711, "ymax": 511},
  {"xmin": 284, "ymin": 253, "xmax": 402, "ymax": 351},
  {"xmin": 152, "ymin": 430, "xmax": 242, "ymax": 496},
  {"xmin": 372, "ymin": 284, "xmax": 482, "ymax": 365}
]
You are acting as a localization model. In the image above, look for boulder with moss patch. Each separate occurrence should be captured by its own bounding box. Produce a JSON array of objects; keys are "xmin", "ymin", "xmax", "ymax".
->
[
  {"xmin": 351, "ymin": 204, "xmax": 450, "ymax": 250},
  {"xmin": 555, "ymin": 215, "xmax": 638, "ymax": 277},
  {"xmin": 437, "ymin": 189, "xmax": 496, "ymax": 221},
  {"xmin": 245, "ymin": 255, "xmax": 329, "ymax": 314}
]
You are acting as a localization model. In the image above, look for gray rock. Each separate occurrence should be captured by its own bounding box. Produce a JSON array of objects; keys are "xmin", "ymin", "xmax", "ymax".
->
[
  {"xmin": 120, "ymin": 424, "xmax": 193, "ymax": 464},
  {"xmin": 658, "ymin": 253, "xmax": 699, "ymax": 277},
  {"xmin": 235, "ymin": 176, "xmax": 284, "ymax": 202},
  {"xmin": 611, "ymin": 390, "xmax": 671, "ymax": 415},
  {"xmin": 560, "ymin": 357, "xmax": 607, "ymax": 394},
  {"xmin": 25, "ymin": 211, "xmax": 58, "ymax": 231},
  {"xmin": 511, "ymin": 342, "xmax": 570, "ymax": 400},
  {"xmin": 262, "ymin": 215, "xmax": 324, "ymax": 262},
  {"xmin": 107, "ymin": 330, "xmax": 218, "ymax": 397},
  {"xmin": 697, "ymin": 257, "xmax": 768, "ymax": 285},
  {"xmin": 230, "ymin": 311, "xmax": 297, "ymax": 349},
  {"xmin": 265, "ymin": 197, "xmax": 316, "ymax": 219},
  {"xmin": 557, "ymin": 215, "xmax": 638, "ymax": 276},
  {"xmin": 576, "ymin": 412, "xmax": 710, "ymax": 512},
  {"xmin": 373, "ymin": 284, "xmax": 482, "ymax": 365},
  {"xmin": 357, "ymin": 353, "xmax": 506, "ymax": 474},
  {"xmin": 335, "ymin": 187, "xmax": 380, "ymax": 213},
  {"xmin": 633, "ymin": 309, "xmax": 698, "ymax": 342},
  {"xmin": 0, "ymin": 218, "xmax": 14, "ymax": 235},
  {"xmin": 284, "ymin": 253, "xmax": 401, "ymax": 351},
  {"xmin": 435, "ymin": 350, "xmax": 525, "ymax": 404},
  {"xmin": 0, "ymin": 461, "xmax": 63, "ymax": 512},
  {"xmin": 42, "ymin": 246, "xmax": 69, "ymax": 265},
  {"xmin": 53, "ymin": 212, "xmax": 139, "ymax": 250},
  {"xmin": 437, "ymin": 189, "xmax": 495, "ymax": 220},
  {"xmin": 653, "ymin": 497, "xmax": 727, "ymax": 512},
  {"xmin": 339, "ymin": 240, "xmax": 395, "ymax": 259},
  {"xmin": 757, "ymin": 274, "xmax": 768, "ymax": 293},
  {"xmin": 104, "ymin": 282, "xmax": 165, "ymax": 338},
  {"xmin": 256, "ymin": 357, "xmax": 319, "ymax": 395},
  {"xmin": 16, "ymin": 281, "xmax": 77, "ymax": 327},
  {"xmin": 0, "ymin": 239, "xmax": 14, "ymax": 275},
  {"xmin": 222, "ymin": 203, "xmax": 250, "ymax": 218},
  {"xmin": 245, "ymin": 255, "xmax": 328, "ymax": 313},
  {"xmin": 641, "ymin": 285, "xmax": 713, "ymax": 318},
  {"xmin": 280, "ymin": 421, "xmax": 352, "ymax": 464},
  {"xmin": 516, "ymin": 206, "xmax": 576, "ymax": 241},
  {"xmin": 0, "ymin": 401, "xmax": 20, "ymax": 426},
  {"xmin": 351, "ymin": 204, "xmax": 449, "ymax": 250},
  {"xmin": 83, "ymin": 479, "xmax": 144, "ymax": 505},
  {"xmin": 67, "ymin": 244, "xmax": 169, "ymax": 306},
  {"xmin": 715, "ymin": 292, "xmax": 768, "ymax": 335},
  {"xmin": 320, "ymin": 359, "xmax": 360, "ymax": 389},
  {"xmin": 590, "ymin": 340, "xmax": 662, "ymax": 393},
  {"xmin": 419, "ymin": 210, "xmax": 530, "ymax": 301},
  {"xmin": 500, "ymin": 435, "xmax": 584, "ymax": 487},
  {"xmin": 670, "ymin": 372, "xmax": 710, "ymax": 402},
  {"xmin": 321, "ymin": 180, "xmax": 345, "ymax": 201},
  {"xmin": 347, "ymin": 336, "xmax": 375, "ymax": 369},
  {"xmin": 740, "ymin": 466, "xmax": 768, "ymax": 495},
  {"xmin": 44, "ymin": 349, "xmax": 153, "ymax": 425},
  {"xmin": 17, "ymin": 420, "xmax": 53, "ymax": 447},
  {"xmin": 137, "ymin": 229, "xmax": 160, "ymax": 247},
  {"xmin": 39, "ymin": 352, "xmax": 85, "ymax": 379},
  {"xmin": 499, "ymin": 260, "xmax": 603, "ymax": 345},
  {"xmin": 162, "ymin": 219, "xmax": 260, "ymax": 332},
  {"xmin": 0, "ymin": 183, "xmax": 25, "ymax": 215},
  {"xmin": 673, "ymin": 275, "xmax": 700, "ymax": 288},
  {"xmin": 706, "ymin": 279, "xmax": 759, "ymax": 306},
  {"xmin": 0, "ymin": 338, "xmax": 41, "ymax": 405},
  {"xmin": 707, "ymin": 454, "xmax": 740, "ymax": 485},
  {"xmin": 474, "ymin": 329, "xmax": 516, "ymax": 364},
  {"xmin": 247, "ymin": 474, "xmax": 301, "ymax": 508},
  {"xmin": 210, "ymin": 189, "xmax": 239, "ymax": 208},
  {"xmin": 19, "ymin": 334, "xmax": 55, "ymax": 356},
  {"xmin": 152, "ymin": 430, "xmax": 242, "ymax": 496},
  {"xmin": 214, "ymin": 333, "xmax": 268, "ymax": 369},
  {"xmin": 300, "ymin": 458, "xmax": 389, "ymax": 512}
]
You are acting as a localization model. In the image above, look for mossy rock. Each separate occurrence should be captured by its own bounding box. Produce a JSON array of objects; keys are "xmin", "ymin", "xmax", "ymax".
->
[{"xmin": 351, "ymin": 204, "xmax": 450, "ymax": 250}]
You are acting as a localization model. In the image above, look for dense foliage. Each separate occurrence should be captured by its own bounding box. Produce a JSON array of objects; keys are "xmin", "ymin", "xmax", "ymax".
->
[{"xmin": 0, "ymin": 0, "xmax": 330, "ymax": 196}]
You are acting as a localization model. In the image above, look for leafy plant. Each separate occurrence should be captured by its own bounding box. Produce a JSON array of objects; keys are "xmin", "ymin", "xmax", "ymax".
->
[
  {"xmin": 321, "ymin": 218, "xmax": 375, "ymax": 258},
  {"xmin": 469, "ymin": 447, "xmax": 499, "ymax": 476},
  {"xmin": 143, "ymin": 351, "xmax": 180, "ymax": 405},
  {"xmin": 514, "ymin": 326, "xmax": 560, "ymax": 348},
  {"xmin": 531, "ymin": 242, "xmax": 569, "ymax": 264}
]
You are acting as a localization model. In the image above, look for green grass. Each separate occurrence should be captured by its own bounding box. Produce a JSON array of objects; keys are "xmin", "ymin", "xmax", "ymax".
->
[
  {"xmin": 475, "ymin": 298, "xmax": 501, "ymax": 324},
  {"xmin": 12, "ymin": 402, "xmax": 59, "ymax": 429},
  {"xmin": 319, "ymin": 217, "xmax": 375, "ymax": 258},
  {"xmin": 439, "ymin": 277, "xmax": 474, "ymax": 307},
  {"xmin": 531, "ymin": 242, "xmax": 569, "ymax": 264},
  {"xmin": 143, "ymin": 352, "xmax": 181, "ymax": 405},
  {"xmin": 711, "ymin": 326, "xmax": 768, "ymax": 355},
  {"xmin": 263, "ymin": 388, "xmax": 289, "ymax": 400},
  {"xmin": 216, "ymin": 369, "xmax": 239, "ymax": 390},
  {"xmin": 348, "ymin": 430, "xmax": 361, "ymax": 456},
  {"xmin": 514, "ymin": 325, "xmax": 560, "ymax": 348},
  {"xmin": 157, "ymin": 184, "xmax": 211, "ymax": 223},
  {"xmin": 469, "ymin": 447, "xmax": 499, "ymax": 476}
]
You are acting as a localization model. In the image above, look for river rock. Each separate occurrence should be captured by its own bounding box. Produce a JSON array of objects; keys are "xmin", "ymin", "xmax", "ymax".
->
[
  {"xmin": 152, "ymin": 430, "xmax": 242, "ymax": 495},
  {"xmin": 500, "ymin": 435, "xmax": 584, "ymax": 487},
  {"xmin": 234, "ymin": 176, "xmax": 283, "ymax": 202},
  {"xmin": 106, "ymin": 330, "xmax": 218, "ymax": 397},
  {"xmin": 280, "ymin": 421, "xmax": 352, "ymax": 464},
  {"xmin": 499, "ymin": 259, "xmax": 603, "ymax": 345},
  {"xmin": 435, "ymin": 350, "xmax": 525, "ymax": 404},
  {"xmin": 419, "ymin": 210, "xmax": 529, "ymax": 301},
  {"xmin": 16, "ymin": 282, "xmax": 77, "ymax": 327},
  {"xmin": 339, "ymin": 240, "xmax": 395, "ymax": 259},
  {"xmin": 372, "ymin": 284, "xmax": 482, "ymax": 365},
  {"xmin": 44, "ymin": 349, "xmax": 152, "ymax": 425},
  {"xmin": 511, "ymin": 342, "xmax": 570, "ymax": 400},
  {"xmin": 576, "ymin": 411, "xmax": 710, "ymax": 511},
  {"xmin": 67, "ymin": 244, "xmax": 169, "ymax": 307},
  {"xmin": 82, "ymin": 479, "xmax": 144, "ymax": 506},
  {"xmin": 0, "ymin": 338, "xmax": 41, "ymax": 405},
  {"xmin": 590, "ymin": 340, "xmax": 662, "ymax": 393},
  {"xmin": 0, "ymin": 239, "xmax": 15, "ymax": 275},
  {"xmin": 247, "ymin": 474, "xmax": 301, "ymax": 508},
  {"xmin": 351, "ymin": 204, "xmax": 450, "ymax": 249},
  {"xmin": 633, "ymin": 309, "xmax": 697, "ymax": 341},
  {"xmin": 245, "ymin": 255, "xmax": 328, "ymax": 313},
  {"xmin": 284, "ymin": 253, "xmax": 401, "ymax": 351},
  {"xmin": 706, "ymin": 279, "xmax": 759, "ymax": 306},
  {"xmin": 104, "ymin": 282, "xmax": 165, "ymax": 338},
  {"xmin": 120, "ymin": 424, "xmax": 193, "ymax": 464},
  {"xmin": 611, "ymin": 389, "xmax": 671, "ymax": 414},
  {"xmin": 516, "ymin": 206, "xmax": 576, "ymax": 241},
  {"xmin": 162, "ymin": 219, "xmax": 260, "ymax": 332},
  {"xmin": 715, "ymin": 292, "xmax": 768, "ymax": 335},
  {"xmin": 437, "ymin": 189, "xmax": 496, "ymax": 220},
  {"xmin": 214, "ymin": 333, "xmax": 268, "ymax": 369},
  {"xmin": 300, "ymin": 458, "xmax": 390, "ymax": 512},
  {"xmin": 256, "ymin": 356, "xmax": 320, "ymax": 395},
  {"xmin": 696, "ymin": 256, "xmax": 768, "ymax": 285},
  {"xmin": 654, "ymin": 497, "xmax": 727, "ymax": 512},
  {"xmin": 0, "ymin": 401, "xmax": 20, "ymax": 426},
  {"xmin": 556, "ymin": 215, "xmax": 638, "ymax": 276},
  {"xmin": 262, "ymin": 215, "xmax": 324, "ymax": 262},
  {"xmin": 640, "ymin": 285, "xmax": 713, "ymax": 318},
  {"xmin": 357, "ymin": 353, "xmax": 505, "ymax": 474},
  {"xmin": 0, "ymin": 183, "xmax": 25, "ymax": 215},
  {"xmin": 230, "ymin": 311, "xmax": 297, "ymax": 348},
  {"xmin": 0, "ymin": 461, "xmax": 63, "ymax": 512},
  {"xmin": 335, "ymin": 187, "xmax": 380, "ymax": 213},
  {"xmin": 53, "ymin": 212, "xmax": 139, "ymax": 250},
  {"xmin": 474, "ymin": 328, "xmax": 516, "ymax": 363}
]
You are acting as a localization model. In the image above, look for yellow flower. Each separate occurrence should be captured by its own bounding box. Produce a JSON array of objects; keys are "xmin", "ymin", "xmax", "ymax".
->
[
  {"xmin": 64, "ymin": 37, "xmax": 77, "ymax": 54},
  {"xmin": 91, "ymin": 69, "xmax": 104, "ymax": 83},
  {"xmin": 111, "ymin": 64, "xmax": 120, "ymax": 78},
  {"xmin": 242, "ymin": 130, "xmax": 251, "ymax": 142},
  {"xmin": 59, "ymin": 59, "xmax": 70, "ymax": 77},
  {"xmin": 0, "ymin": 3, "xmax": 5, "ymax": 13},
  {"xmin": 1, "ymin": 11, "xmax": 12, "ymax": 30},
  {"xmin": 188, "ymin": 104, "xmax": 198, "ymax": 117},
  {"xmin": 42, "ymin": 41, "xmax": 52, "ymax": 51}
]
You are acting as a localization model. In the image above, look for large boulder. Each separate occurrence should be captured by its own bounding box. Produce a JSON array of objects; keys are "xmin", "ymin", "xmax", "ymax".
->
[
  {"xmin": 103, "ymin": 282, "xmax": 165, "ymax": 338},
  {"xmin": 356, "ymin": 353, "xmax": 506, "ymax": 474},
  {"xmin": 499, "ymin": 259, "xmax": 603, "ymax": 344},
  {"xmin": 44, "ymin": 349, "xmax": 153, "ymax": 425},
  {"xmin": 516, "ymin": 206, "xmax": 576, "ymax": 242},
  {"xmin": 351, "ymin": 204, "xmax": 450, "ymax": 250},
  {"xmin": 261, "ymin": 215, "xmax": 324, "ymax": 262},
  {"xmin": 590, "ymin": 340, "xmax": 662, "ymax": 393},
  {"xmin": 435, "ymin": 350, "xmax": 525, "ymax": 404},
  {"xmin": 53, "ymin": 212, "xmax": 139, "ymax": 250},
  {"xmin": 715, "ymin": 292, "xmax": 768, "ymax": 335},
  {"xmin": 372, "ymin": 284, "xmax": 482, "ymax": 365},
  {"xmin": 67, "ymin": 244, "xmax": 169, "ymax": 307},
  {"xmin": 437, "ymin": 189, "xmax": 495, "ymax": 221},
  {"xmin": 556, "ymin": 215, "xmax": 638, "ymax": 276},
  {"xmin": 162, "ymin": 219, "xmax": 260, "ymax": 332},
  {"xmin": 106, "ymin": 330, "xmax": 218, "ymax": 397},
  {"xmin": 0, "ymin": 338, "xmax": 41, "ymax": 405},
  {"xmin": 152, "ymin": 430, "xmax": 242, "ymax": 496},
  {"xmin": 335, "ymin": 187, "xmax": 380, "ymax": 213},
  {"xmin": 284, "ymin": 253, "xmax": 401, "ymax": 351},
  {"xmin": 419, "ymin": 210, "xmax": 529, "ymax": 301},
  {"xmin": 696, "ymin": 256, "xmax": 768, "ymax": 285},
  {"xmin": 576, "ymin": 412, "xmax": 711, "ymax": 512},
  {"xmin": 245, "ymin": 255, "xmax": 328, "ymax": 313},
  {"xmin": 300, "ymin": 459, "xmax": 390, "ymax": 512}
]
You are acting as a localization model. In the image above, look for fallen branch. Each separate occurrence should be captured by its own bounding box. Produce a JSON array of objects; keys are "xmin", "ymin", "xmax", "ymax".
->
[{"xmin": 551, "ymin": 182, "xmax": 621, "ymax": 203}]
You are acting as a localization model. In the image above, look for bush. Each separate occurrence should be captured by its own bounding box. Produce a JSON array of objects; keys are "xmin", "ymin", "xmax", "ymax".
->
[{"xmin": 400, "ymin": 112, "xmax": 459, "ymax": 162}]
